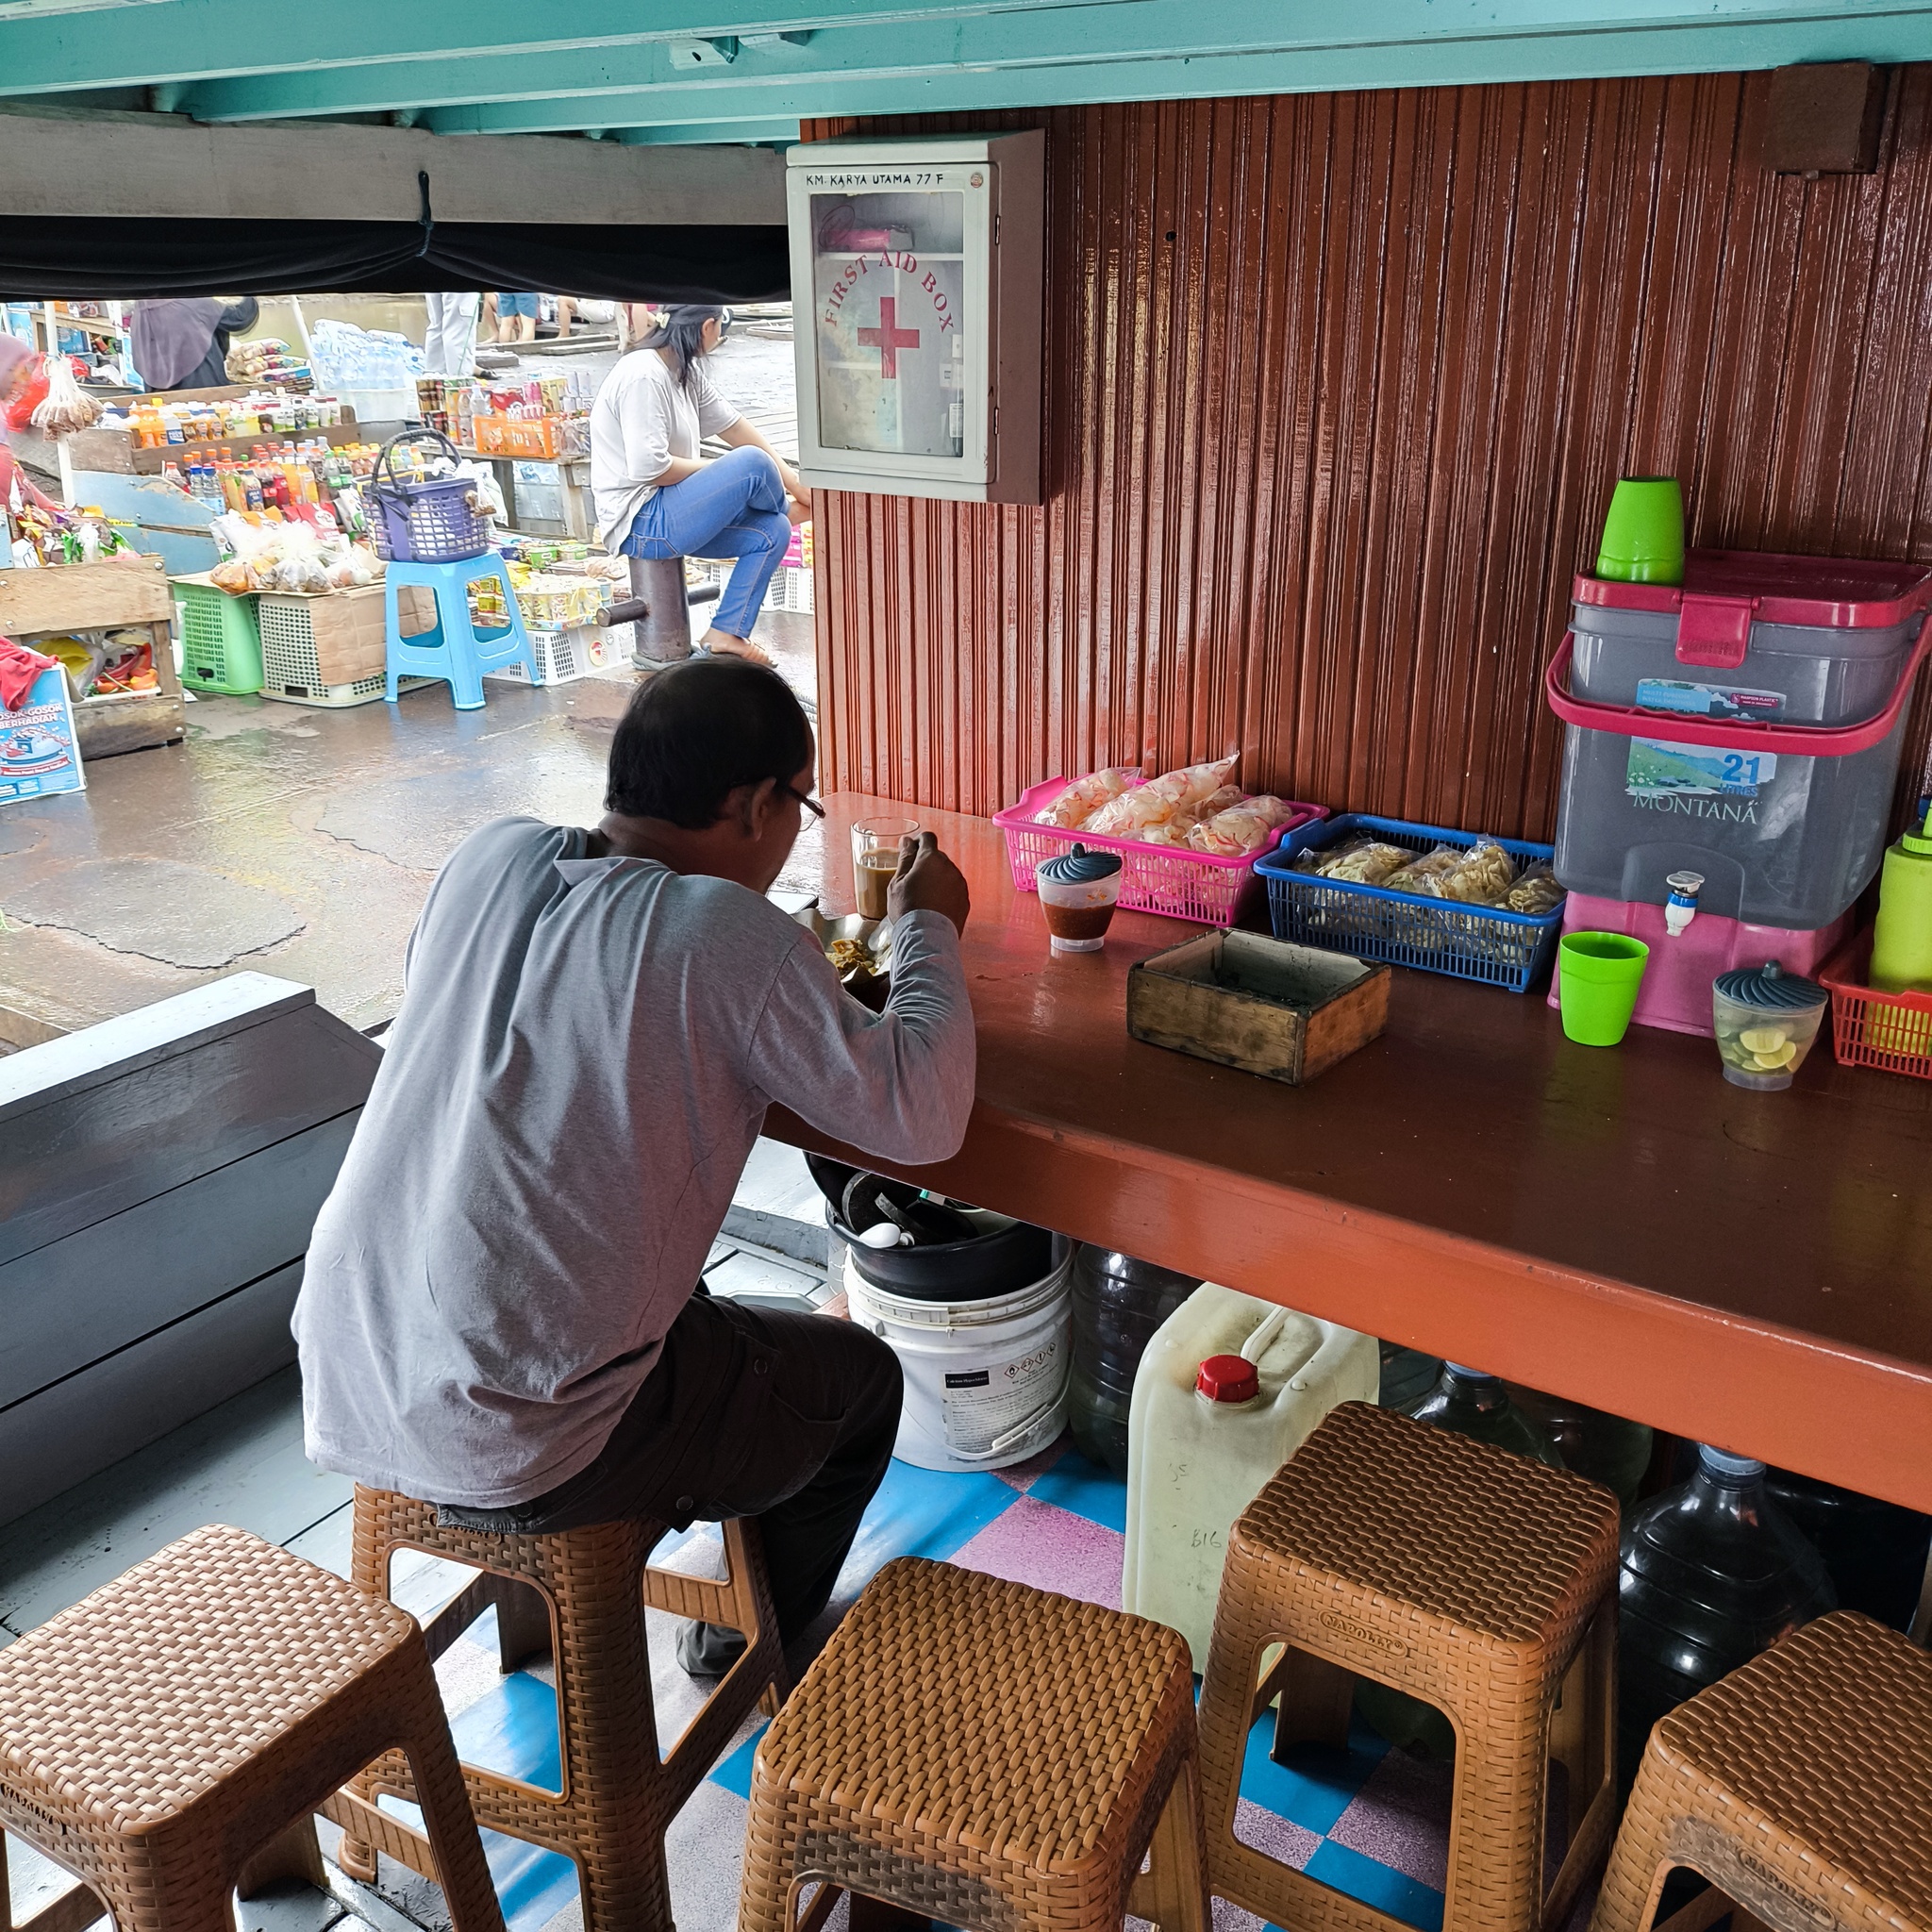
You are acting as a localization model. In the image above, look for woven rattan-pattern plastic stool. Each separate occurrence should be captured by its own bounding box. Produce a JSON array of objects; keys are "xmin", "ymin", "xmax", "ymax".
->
[
  {"xmin": 330, "ymin": 1486, "xmax": 789, "ymax": 1932},
  {"xmin": 0, "ymin": 1523, "xmax": 502, "ymax": 1932},
  {"xmin": 739, "ymin": 1557, "xmax": 1209, "ymax": 1932},
  {"xmin": 1591, "ymin": 1609, "xmax": 1931, "ymax": 1932},
  {"xmin": 1196, "ymin": 1401, "xmax": 1621, "ymax": 1932}
]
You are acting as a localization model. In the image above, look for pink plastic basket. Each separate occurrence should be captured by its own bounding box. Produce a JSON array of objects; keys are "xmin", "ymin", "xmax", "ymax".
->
[{"xmin": 992, "ymin": 776, "xmax": 1328, "ymax": 926}]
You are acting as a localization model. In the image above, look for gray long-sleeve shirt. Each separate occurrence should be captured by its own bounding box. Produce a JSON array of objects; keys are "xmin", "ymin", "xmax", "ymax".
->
[{"xmin": 294, "ymin": 816, "xmax": 975, "ymax": 1509}]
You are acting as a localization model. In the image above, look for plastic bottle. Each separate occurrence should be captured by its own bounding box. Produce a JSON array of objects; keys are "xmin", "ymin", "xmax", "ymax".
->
[
  {"xmin": 1066, "ymin": 1246, "xmax": 1201, "ymax": 1474},
  {"xmin": 1762, "ymin": 1466, "xmax": 1931, "ymax": 1631},
  {"xmin": 1124, "ymin": 1282, "xmax": 1379, "ymax": 1669},
  {"xmin": 1618, "ymin": 1446, "xmax": 1835, "ymax": 1782},
  {"xmin": 1506, "ymin": 1384, "xmax": 1654, "ymax": 1506},
  {"xmin": 1376, "ymin": 1341, "xmax": 1442, "ymax": 1411},
  {"xmin": 1403, "ymin": 1363, "xmax": 1564, "ymax": 1468},
  {"xmin": 1870, "ymin": 805, "xmax": 1932, "ymax": 992}
]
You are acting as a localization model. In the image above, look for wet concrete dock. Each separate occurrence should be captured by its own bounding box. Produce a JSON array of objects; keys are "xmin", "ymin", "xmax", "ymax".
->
[{"xmin": 0, "ymin": 610, "xmax": 818, "ymax": 1045}]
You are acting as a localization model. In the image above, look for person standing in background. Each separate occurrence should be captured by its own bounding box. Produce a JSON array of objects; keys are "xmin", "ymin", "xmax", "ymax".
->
[
  {"xmin": 0, "ymin": 336, "xmax": 61, "ymax": 533},
  {"xmin": 494, "ymin": 292, "xmax": 539, "ymax": 346},
  {"xmin": 424, "ymin": 293, "xmax": 480, "ymax": 378},
  {"xmin": 129, "ymin": 296, "xmax": 260, "ymax": 391}
]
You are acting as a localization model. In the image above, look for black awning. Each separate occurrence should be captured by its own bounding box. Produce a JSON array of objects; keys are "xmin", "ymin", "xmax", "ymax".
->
[{"xmin": 0, "ymin": 216, "xmax": 789, "ymax": 304}]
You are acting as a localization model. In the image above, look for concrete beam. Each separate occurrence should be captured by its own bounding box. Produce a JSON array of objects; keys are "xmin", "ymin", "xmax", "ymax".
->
[{"xmin": 0, "ymin": 108, "xmax": 785, "ymax": 221}]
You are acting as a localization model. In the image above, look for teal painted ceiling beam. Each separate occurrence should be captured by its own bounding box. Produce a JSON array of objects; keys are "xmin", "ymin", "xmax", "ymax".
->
[
  {"xmin": 166, "ymin": 0, "xmax": 1932, "ymax": 127},
  {"xmin": 0, "ymin": 0, "xmax": 1115, "ymax": 96},
  {"xmin": 613, "ymin": 118, "xmax": 801, "ymax": 142},
  {"xmin": 396, "ymin": 8, "xmax": 1932, "ymax": 136}
]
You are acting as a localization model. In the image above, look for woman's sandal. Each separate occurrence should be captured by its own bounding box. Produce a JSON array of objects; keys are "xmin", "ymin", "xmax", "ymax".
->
[{"xmin": 702, "ymin": 634, "xmax": 775, "ymax": 669}]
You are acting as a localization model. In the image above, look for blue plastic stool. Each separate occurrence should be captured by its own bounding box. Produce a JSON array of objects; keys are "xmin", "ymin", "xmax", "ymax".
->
[{"xmin": 384, "ymin": 554, "xmax": 537, "ymax": 709}]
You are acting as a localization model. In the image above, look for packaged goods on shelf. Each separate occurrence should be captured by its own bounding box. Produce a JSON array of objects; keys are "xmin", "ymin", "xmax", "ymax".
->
[
  {"xmin": 308, "ymin": 321, "xmax": 424, "ymax": 392},
  {"xmin": 508, "ymin": 565, "xmax": 608, "ymax": 630},
  {"xmin": 206, "ymin": 512, "xmax": 383, "ymax": 595},
  {"xmin": 9, "ymin": 503, "xmax": 140, "ymax": 569},
  {"xmin": 225, "ymin": 338, "xmax": 313, "ymax": 391},
  {"xmin": 98, "ymin": 391, "xmax": 346, "ymax": 448}
]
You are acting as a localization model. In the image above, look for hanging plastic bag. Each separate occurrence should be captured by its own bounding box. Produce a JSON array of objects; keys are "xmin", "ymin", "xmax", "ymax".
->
[{"xmin": 30, "ymin": 354, "xmax": 100, "ymax": 436}]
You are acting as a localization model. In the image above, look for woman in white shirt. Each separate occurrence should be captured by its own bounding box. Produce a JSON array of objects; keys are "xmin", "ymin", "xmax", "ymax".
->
[{"xmin": 590, "ymin": 306, "xmax": 808, "ymax": 668}]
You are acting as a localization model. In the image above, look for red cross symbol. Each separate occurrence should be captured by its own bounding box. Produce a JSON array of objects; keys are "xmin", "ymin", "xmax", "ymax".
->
[{"xmin": 857, "ymin": 296, "xmax": 920, "ymax": 379}]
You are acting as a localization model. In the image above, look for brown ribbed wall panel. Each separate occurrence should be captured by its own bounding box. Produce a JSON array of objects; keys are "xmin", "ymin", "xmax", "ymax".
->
[{"xmin": 807, "ymin": 74, "xmax": 1932, "ymax": 837}]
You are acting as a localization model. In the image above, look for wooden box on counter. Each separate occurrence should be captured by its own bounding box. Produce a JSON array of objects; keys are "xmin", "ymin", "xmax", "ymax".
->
[
  {"xmin": 0, "ymin": 557, "xmax": 185, "ymax": 759},
  {"xmin": 1126, "ymin": 930, "xmax": 1390, "ymax": 1085}
]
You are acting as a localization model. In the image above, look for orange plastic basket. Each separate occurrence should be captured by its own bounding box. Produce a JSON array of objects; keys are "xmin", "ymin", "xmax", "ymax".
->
[
  {"xmin": 472, "ymin": 414, "xmax": 563, "ymax": 459},
  {"xmin": 1821, "ymin": 932, "xmax": 1932, "ymax": 1080}
]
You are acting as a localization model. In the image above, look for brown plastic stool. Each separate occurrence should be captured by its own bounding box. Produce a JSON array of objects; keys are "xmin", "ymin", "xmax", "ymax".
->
[
  {"xmin": 1591, "ymin": 1609, "xmax": 1931, "ymax": 1932},
  {"xmin": 1196, "ymin": 1401, "xmax": 1621, "ymax": 1932},
  {"xmin": 331, "ymin": 1486, "xmax": 789, "ymax": 1932},
  {"xmin": 0, "ymin": 1523, "xmax": 501, "ymax": 1932},
  {"xmin": 739, "ymin": 1557, "xmax": 1210, "ymax": 1932}
]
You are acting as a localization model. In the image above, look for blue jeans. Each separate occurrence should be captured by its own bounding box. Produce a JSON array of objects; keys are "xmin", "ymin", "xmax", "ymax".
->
[{"xmin": 622, "ymin": 445, "xmax": 792, "ymax": 643}]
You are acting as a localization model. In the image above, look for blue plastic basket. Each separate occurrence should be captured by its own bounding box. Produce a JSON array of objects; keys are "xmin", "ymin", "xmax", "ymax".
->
[{"xmin": 1255, "ymin": 814, "xmax": 1566, "ymax": 992}]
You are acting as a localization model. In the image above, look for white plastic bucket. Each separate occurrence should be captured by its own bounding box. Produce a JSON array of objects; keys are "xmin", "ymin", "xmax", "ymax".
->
[{"xmin": 845, "ymin": 1244, "xmax": 1073, "ymax": 1473}]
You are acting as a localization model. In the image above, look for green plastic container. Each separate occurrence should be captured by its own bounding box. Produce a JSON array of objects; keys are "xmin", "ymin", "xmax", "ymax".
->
[
  {"xmin": 175, "ymin": 578, "xmax": 264, "ymax": 695},
  {"xmin": 1558, "ymin": 931, "xmax": 1650, "ymax": 1045},
  {"xmin": 1871, "ymin": 807, "xmax": 1932, "ymax": 993},
  {"xmin": 1595, "ymin": 477, "xmax": 1684, "ymax": 587}
]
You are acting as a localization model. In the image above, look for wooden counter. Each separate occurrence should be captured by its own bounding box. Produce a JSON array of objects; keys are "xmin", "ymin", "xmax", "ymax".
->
[{"xmin": 770, "ymin": 795, "xmax": 1932, "ymax": 1514}]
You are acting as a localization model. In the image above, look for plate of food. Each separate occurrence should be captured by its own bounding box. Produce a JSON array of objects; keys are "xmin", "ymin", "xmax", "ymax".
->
[{"xmin": 789, "ymin": 905, "xmax": 894, "ymax": 1010}]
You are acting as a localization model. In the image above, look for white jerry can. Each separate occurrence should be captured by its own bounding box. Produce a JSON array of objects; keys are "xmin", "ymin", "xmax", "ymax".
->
[{"xmin": 1122, "ymin": 1281, "xmax": 1379, "ymax": 1671}]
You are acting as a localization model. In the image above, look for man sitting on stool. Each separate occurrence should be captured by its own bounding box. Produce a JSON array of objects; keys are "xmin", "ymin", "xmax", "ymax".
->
[{"xmin": 294, "ymin": 658, "xmax": 974, "ymax": 1671}]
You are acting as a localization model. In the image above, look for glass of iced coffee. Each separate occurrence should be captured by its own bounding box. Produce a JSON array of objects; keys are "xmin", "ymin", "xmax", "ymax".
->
[{"xmin": 852, "ymin": 818, "xmax": 920, "ymax": 921}]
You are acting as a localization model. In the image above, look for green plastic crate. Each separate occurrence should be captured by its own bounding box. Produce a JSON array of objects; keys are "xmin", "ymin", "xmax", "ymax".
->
[{"xmin": 174, "ymin": 577, "xmax": 264, "ymax": 695}]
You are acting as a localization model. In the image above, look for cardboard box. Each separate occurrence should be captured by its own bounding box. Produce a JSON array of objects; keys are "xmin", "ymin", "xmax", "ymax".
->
[
  {"xmin": 0, "ymin": 663, "xmax": 86, "ymax": 805},
  {"xmin": 257, "ymin": 581, "xmax": 437, "ymax": 692}
]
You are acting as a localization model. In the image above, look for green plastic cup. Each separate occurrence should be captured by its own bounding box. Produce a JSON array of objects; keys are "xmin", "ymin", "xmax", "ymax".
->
[
  {"xmin": 1558, "ymin": 933, "xmax": 1651, "ymax": 1046},
  {"xmin": 1596, "ymin": 477, "xmax": 1684, "ymax": 586}
]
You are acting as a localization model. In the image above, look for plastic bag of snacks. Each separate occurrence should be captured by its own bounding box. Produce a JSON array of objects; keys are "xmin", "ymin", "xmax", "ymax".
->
[
  {"xmin": 1185, "ymin": 794, "xmax": 1300, "ymax": 858},
  {"xmin": 1085, "ymin": 756, "xmax": 1239, "ymax": 836},
  {"xmin": 1294, "ymin": 837, "xmax": 1418, "ymax": 885},
  {"xmin": 1035, "ymin": 766, "xmax": 1141, "ymax": 828},
  {"xmin": 1501, "ymin": 865, "xmax": 1565, "ymax": 915},
  {"xmin": 30, "ymin": 352, "xmax": 101, "ymax": 436},
  {"xmin": 208, "ymin": 513, "xmax": 381, "ymax": 594},
  {"xmin": 1384, "ymin": 840, "xmax": 1517, "ymax": 905}
]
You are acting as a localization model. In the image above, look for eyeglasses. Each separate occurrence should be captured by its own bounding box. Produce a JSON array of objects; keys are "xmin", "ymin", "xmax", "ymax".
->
[{"xmin": 781, "ymin": 782, "xmax": 825, "ymax": 820}]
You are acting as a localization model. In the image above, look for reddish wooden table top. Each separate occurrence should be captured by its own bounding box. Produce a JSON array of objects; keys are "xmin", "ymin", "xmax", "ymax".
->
[{"xmin": 769, "ymin": 795, "xmax": 1932, "ymax": 1512}]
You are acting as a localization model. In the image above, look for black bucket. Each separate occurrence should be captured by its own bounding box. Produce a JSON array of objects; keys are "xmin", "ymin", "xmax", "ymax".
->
[{"xmin": 806, "ymin": 1153, "xmax": 1057, "ymax": 1303}]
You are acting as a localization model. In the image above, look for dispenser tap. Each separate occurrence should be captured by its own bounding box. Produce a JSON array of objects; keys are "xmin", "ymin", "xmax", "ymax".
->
[{"xmin": 1664, "ymin": 871, "xmax": 1705, "ymax": 938}]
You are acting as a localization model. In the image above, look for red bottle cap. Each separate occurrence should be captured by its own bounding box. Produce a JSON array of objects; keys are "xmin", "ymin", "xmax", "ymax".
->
[{"xmin": 1196, "ymin": 1354, "xmax": 1259, "ymax": 1403}]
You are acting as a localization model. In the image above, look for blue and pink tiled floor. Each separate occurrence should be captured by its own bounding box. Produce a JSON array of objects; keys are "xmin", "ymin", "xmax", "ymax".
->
[{"xmin": 399, "ymin": 1433, "xmax": 1466, "ymax": 1932}]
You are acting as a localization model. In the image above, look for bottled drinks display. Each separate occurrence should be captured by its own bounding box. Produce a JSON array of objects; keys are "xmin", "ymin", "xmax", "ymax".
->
[
  {"xmin": 1617, "ymin": 1446, "xmax": 1835, "ymax": 1782},
  {"xmin": 1066, "ymin": 1246, "xmax": 1202, "ymax": 1474},
  {"xmin": 157, "ymin": 441, "xmax": 387, "ymax": 537}
]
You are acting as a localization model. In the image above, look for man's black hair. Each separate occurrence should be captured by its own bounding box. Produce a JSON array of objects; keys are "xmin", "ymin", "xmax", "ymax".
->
[{"xmin": 605, "ymin": 657, "xmax": 812, "ymax": 828}]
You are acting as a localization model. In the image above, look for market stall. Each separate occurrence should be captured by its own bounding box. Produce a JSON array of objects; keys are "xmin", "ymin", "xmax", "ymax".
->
[
  {"xmin": 0, "ymin": 552, "xmax": 182, "ymax": 761},
  {"xmin": 52, "ymin": 384, "xmax": 370, "ymax": 575}
]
